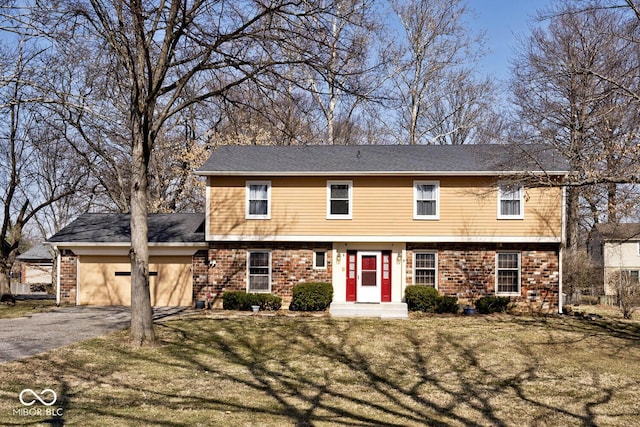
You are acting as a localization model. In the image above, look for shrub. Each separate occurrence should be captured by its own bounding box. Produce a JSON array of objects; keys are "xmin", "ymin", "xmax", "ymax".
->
[
  {"xmin": 475, "ymin": 296, "xmax": 511, "ymax": 314},
  {"xmin": 608, "ymin": 270, "xmax": 640, "ymax": 319},
  {"xmin": 434, "ymin": 296, "xmax": 459, "ymax": 314},
  {"xmin": 290, "ymin": 282, "xmax": 333, "ymax": 311},
  {"xmin": 405, "ymin": 285, "xmax": 440, "ymax": 312},
  {"xmin": 222, "ymin": 291, "xmax": 282, "ymax": 311}
]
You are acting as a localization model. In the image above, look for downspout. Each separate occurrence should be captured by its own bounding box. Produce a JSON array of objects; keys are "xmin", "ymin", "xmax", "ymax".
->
[
  {"xmin": 54, "ymin": 246, "xmax": 61, "ymax": 307},
  {"xmin": 558, "ymin": 185, "xmax": 567, "ymax": 314}
]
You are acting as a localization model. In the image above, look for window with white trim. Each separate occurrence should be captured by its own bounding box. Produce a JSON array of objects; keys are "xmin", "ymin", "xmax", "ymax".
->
[
  {"xmin": 247, "ymin": 251, "xmax": 271, "ymax": 292},
  {"xmin": 498, "ymin": 182, "xmax": 524, "ymax": 219},
  {"xmin": 496, "ymin": 252, "xmax": 520, "ymax": 295},
  {"xmin": 622, "ymin": 270, "xmax": 640, "ymax": 283},
  {"xmin": 313, "ymin": 251, "xmax": 327, "ymax": 269},
  {"xmin": 246, "ymin": 181, "xmax": 271, "ymax": 219},
  {"xmin": 414, "ymin": 181, "xmax": 439, "ymax": 219},
  {"xmin": 327, "ymin": 181, "xmax": 352, "ymax": 219},
  {"xmin": 414, "ymin": 252, "xmax": 437, "ymax": 287}
]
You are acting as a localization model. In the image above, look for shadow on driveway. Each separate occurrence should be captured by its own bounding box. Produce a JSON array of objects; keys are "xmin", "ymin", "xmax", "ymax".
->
[{"xmin": 0, "ymin": 306, "xmax": 189, "ymax": 363}]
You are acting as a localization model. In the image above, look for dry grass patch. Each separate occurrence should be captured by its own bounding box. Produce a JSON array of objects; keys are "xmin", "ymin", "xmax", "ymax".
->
[
  {"xmin": 1, "ymin": 314, "xmax": 639, "ymax": 426},
  {"xmin": 0, "ymin": 299, "xmax": 57, "ymax": 319}
]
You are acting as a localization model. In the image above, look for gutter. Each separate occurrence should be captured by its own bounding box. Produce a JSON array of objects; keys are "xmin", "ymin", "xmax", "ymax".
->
[{"xmin": 195, "ymin": 170, "xmax": 571, "ymax": 177}]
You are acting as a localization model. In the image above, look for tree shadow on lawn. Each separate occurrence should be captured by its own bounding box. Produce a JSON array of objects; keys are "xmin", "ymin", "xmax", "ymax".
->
[{"xmin": 6, "ymin": 316, "xmax": 639, "ymax": 426}]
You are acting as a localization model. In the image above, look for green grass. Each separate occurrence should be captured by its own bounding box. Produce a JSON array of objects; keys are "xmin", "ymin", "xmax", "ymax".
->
[
  {"xmin": 1, "ymin": 312, "xmax": 639, "ymax": 426},
  {"xmin": 0, "ymin": 299, "xmax": 58, "ymax": 319}
]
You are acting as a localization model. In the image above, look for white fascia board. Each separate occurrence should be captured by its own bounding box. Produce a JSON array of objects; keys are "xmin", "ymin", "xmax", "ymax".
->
[
  {"xmin": 207, "ymin": 234, "xmax": 562, "ymax": 244},
  {"xmin": 50, "ymin": 243, "xmax": 208, "ymax": 257}
]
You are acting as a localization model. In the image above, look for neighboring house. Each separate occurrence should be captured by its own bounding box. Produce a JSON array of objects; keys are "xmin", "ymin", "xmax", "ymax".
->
[
  {"xmin": 48, "ymin": 144, "xmax": 569, "ymax": 317},
  {"xmin": 589, "ymin": 223, "xmax": 640, "ymax": 297},
  {"xmin": 13, "ymin": 244, "xmax": 54, "ymax": 294}
]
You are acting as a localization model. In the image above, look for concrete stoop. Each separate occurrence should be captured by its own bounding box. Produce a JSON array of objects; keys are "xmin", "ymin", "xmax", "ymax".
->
[{"xmin": 329, "ymin": 302, "xmax": 409, "ymax": 319}]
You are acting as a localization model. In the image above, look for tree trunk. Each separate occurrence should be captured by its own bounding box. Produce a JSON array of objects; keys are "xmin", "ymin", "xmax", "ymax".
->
[
  {"xmin": 0, "ymin": 264, "xmax": 11, "ymax": 296},
  {"xmin": 607, "ymin": 182, "xmax": 618, "ymax": 223},
  {"xmin": 129, "ymin": 130, "xmax": 155, "ymax": 347},
  {"xmin": 565, "ymin": 186, "xmax": 580, "ymax": 250}
]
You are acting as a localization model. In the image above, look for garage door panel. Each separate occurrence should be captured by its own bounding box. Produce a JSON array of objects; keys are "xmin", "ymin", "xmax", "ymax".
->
[
  {"xmin": 150, "ymin": 258, "xmax": 193, "ymax": 306},
  {"xmin": 79, "ymin": 257, "xmax": 131, "ymax": 306},
  {"xmin": 79, "ymin": 255, "xmax": 193, "ymax": 306}
]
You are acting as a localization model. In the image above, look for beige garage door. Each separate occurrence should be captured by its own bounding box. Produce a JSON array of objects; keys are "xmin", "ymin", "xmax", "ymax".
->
[{"xmin": 78, "ymin": 255, "xmax": 193, "ymax": 306}]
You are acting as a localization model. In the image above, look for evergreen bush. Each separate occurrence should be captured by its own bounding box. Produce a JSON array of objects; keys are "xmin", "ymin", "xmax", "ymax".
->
[
  {"xmin": 222, "ymin": 291, "xmax": 282, "ymax": 311},
  {"xmin": 290, "ymin": 282, "xmax": 333, "ymax": 311},
  {"xmin": 434, "ymin": 295, "xmax": 459, "ymax": 314},
  {"xmin": 405, "ymin": 285, "xmax": 459, "ymax": 313},
  {"xmin": 405, "ymin": 285, "xmax": 439, "ymax": 312},
  {"xmin": 475, "ymin": 296, "xmax": 511, "ymax": 314}
]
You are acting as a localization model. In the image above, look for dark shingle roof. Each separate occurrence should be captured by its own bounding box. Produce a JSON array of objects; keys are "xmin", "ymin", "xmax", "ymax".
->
[
  {"xmin": 197, "ymin": 144, "xmax": 570, "ymax": 175},
  {"xmin": 595, "ymin": 223, "xmax": 640, "ymax": 241},
  {"xmin": 16, "ymin": 244, "xmax": 54, "ymax": 261},
  {"xmin": 47, "ymin": 213, "xmax": 205, "ymax": 244}
]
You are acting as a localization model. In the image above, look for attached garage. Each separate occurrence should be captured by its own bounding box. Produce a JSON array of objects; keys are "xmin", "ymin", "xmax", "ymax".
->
[{"xmin": 47, "ymin": 213, "xmax": 207, "ymax": 307}]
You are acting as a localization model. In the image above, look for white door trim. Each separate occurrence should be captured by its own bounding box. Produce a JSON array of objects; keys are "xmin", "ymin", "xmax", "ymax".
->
[{"xmin": 357, "ymin": 251, "xmax": 381, "ymax": 303}]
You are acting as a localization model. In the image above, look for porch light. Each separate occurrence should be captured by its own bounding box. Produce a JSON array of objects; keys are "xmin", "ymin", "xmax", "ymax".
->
[
  {"xmin": 396, "ymin": 253, "xmax": 402, "ymax": 264},
  {"xmin": 336, "ymin": 252, "xmax": 341, "ymax": 264}
]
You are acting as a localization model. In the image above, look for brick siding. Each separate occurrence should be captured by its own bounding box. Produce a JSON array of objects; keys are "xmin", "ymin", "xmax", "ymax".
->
[
  {"xmin": 407, "ymin": 243, "xmax": 560, "ymax": 311},
  {"xmin": 205, "ymin": 242, "xmax": 332, "ymax": 306},
  {"xmin": 59, "ymin": 250, "xmax": 77, "ymax": 304}
]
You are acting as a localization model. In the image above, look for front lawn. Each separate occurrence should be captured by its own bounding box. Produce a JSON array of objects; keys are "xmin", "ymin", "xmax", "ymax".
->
[
  {"xmin": 0, "ymin": 299, "xmax": 58, "ymax": 319},
  {"xmin": 1, "ymin": 313, "xmax": 639, "ymax": 426}
]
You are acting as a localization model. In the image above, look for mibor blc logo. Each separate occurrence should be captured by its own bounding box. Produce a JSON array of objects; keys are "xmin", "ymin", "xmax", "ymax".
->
[{"xmin": 13, "ymin": 388, "xmax": 63, "ymax": 417}]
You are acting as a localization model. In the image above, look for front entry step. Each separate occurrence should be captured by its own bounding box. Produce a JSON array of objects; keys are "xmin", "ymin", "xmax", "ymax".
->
[{"xmin": 329, "ymin": 302, "xmax": 408, "ymax": 319}]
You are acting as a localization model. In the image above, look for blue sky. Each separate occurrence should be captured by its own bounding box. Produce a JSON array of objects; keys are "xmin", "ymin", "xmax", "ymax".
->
[{"xmin": 469, "ymin": 0, "xmax": 553, "ymax": 81}]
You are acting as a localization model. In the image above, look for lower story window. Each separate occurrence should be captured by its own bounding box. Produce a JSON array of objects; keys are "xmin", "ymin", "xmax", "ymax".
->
[
  {"xmin": 414, "ymin": 252, "xmax": 437, "ymax": 287},
  {"xmin": 621, "ymin": 270, "xmax": 640, "ymax": 283},
  {"xmin": 248, "ymin": 251, "xmax": 271, "ymax": 292},
  {"xmin": 314, "ymin": 251, "xmax": 327, "ymax": 269},
  {"xmin": 496, "ymin": 252, "xmax": 520, "ymax": 295}
]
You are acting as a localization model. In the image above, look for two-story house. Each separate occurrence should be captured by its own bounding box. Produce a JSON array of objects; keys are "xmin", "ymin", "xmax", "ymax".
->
[
  {"xmin": 48, "ymin": 144, "xmax": 569, "ymax": 317},
  {"xmin": 197, "ymin": 144, "xmax": 568, "ymax": 316}
]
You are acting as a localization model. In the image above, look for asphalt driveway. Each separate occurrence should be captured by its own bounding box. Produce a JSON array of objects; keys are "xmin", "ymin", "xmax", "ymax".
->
[{"xmin": 0, "ymin": 306, "xmax": 188, "ymax": 363}]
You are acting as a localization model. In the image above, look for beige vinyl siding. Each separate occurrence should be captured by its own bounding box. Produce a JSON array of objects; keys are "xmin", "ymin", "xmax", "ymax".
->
[{"xmin": 208, "ymin": 176, "xmax": 563, "ymax": 239}]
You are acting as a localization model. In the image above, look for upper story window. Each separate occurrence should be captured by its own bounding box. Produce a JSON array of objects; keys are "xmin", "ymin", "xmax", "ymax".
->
[
  {"xmin": 498, "ymin": 182, "xmax": 524, "ymax": 219},
  {"xmin": 414, "ymin": 181, "xmax": 439, "ymax": 220},
  {"xmin": 246, "ymin": 181, "xmax": 271, "ymax": 219},
  {"xmin": 327, "ymin": 180, "xmax": 352, "ymax": 219},
  {"xmin": 496, "ymin": 252, "xmax": 520, "ymax": 295}
]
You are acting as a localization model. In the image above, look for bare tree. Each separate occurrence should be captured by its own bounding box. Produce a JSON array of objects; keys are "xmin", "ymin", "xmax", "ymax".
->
[
  {"xmin": 510, "ymin": 4, "xmax": 640, "ymax": 248},
  {"xmin": 0, "ymin": 38, "xmax": 86, "ymax": 294},
  {"xmin": 389, "ymin": 0, "xmax": 487, "ymax": 145},
  {"xmin": 423, "ymin": 69, "xmax": 497, "ymax": 145},
  {"xmin": 28, "ymin": 0, "xmax": 346, "ymax": 346}
]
